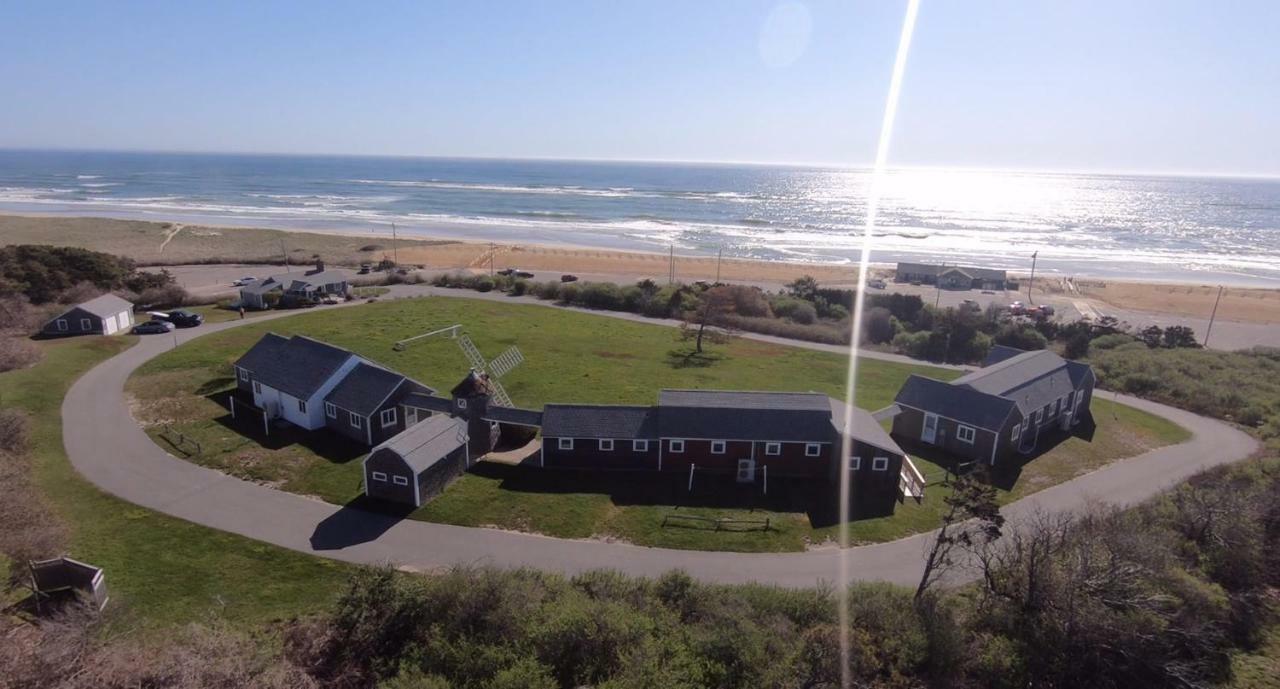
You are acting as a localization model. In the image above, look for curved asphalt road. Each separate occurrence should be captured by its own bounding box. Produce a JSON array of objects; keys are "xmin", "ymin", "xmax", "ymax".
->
[{"xmin": 63, "ymin": 291, "xmax": 1259, "ymax": 587}]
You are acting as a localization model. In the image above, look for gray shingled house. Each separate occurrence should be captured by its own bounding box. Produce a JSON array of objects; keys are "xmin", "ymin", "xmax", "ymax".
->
[
  {"xmin": 238, "ymin": 261, "xmax": 349, "ymax": 310},
  {"xmin": 891, "ymin": 345, "xmax": 1095, "ymax": 466},
  {"xmin": 894, "ymin": 262, "xmax": 1008, "ymax": 290},
  {"xmin": 363, "ymin": 414, "xmax": 469, "ymax": 507},
  {"xmin": 40, "ymin": 293, "xmax": 135, "ymax": 337},
  {"xmin": 232, "ymin": 333, "xmax": 434, "ymax": 443}
]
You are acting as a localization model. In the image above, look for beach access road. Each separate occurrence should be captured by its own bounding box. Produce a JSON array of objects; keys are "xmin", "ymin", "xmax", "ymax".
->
[{"xmin": 63, "ymin": 289, "xmax": 1259, "ymax": 588}]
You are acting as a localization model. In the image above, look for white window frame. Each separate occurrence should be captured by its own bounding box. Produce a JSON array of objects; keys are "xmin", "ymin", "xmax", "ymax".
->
[
  {"xmin": 872, "ymin": 456, "xmax": 889, "ymax": 471},
  {"xmin": 765, "ymin": 442, "xmax": 781, "ymax": 456},
  {"xmin": 56, "ymin": 318, "xmax": 68, "ymax": 331},
  {"xmin": 350, "ymin": 413, "xmax": 363, "ymax": 429},
  {"xmin": 805, "ymin": 443, "xmax": 822, "ymax": 457},
  {"xmin": 80, "ymin": 318, "xmax": 91, "ymax": 331},
  {"xmin": 669, "ymin": 439, "xmax": 685, "ymax": 453},
  {"xmin": 392, "ymin": 475, "xmax": 409, "ymax": 486},
  {"xmin": 558, "ymin": 437, "xmax": 574, "ymax": 450},
  {"xmin": 1011, "ymin": 423, "xmax": 1020, "ymax": 443},
  {"xmin": 371, "ymin": 471, "xmax": 387, "ymax": 482},
  {"xmin": 711, "ymin": 440, "xmax": 726, "ymax": 454},
  {"xmin": 297, "ymin": 399, "xmax": 307, "ymax": 414},
  {"xmin": 849, "ymin": 456, "xmax": 861, "ymax": 471},
  {"xmin": 1053, "ymin": 398, "xmax": 1061, "ymax": 416},
  {"xmin": 632, "ymin": 439, "xmax": 649, "ymax": 452},
  {"xmin": 457, "ymin": 398, "xmax": 468, "ymax": 410},
  {"xmin": 238, "ymin": 367, "xmax": 249, "ymax": 382},
  {"xmin": 253, "ymin": 381, "xmax": 262, "ymax": 394},
  {"xmin": 956, "ymin": 425, "xmax": 976, "ymax": 444},
  {"xmin": 380, "ymin": 408, "xmax": 397, "ymax": 428},
  {"xmin": 599, "ymin": 438, "xmax": 614, "ymax": 451},
  {"xmin": 325, "ymin": 401, "xmax": 337, "ymax": 419}
]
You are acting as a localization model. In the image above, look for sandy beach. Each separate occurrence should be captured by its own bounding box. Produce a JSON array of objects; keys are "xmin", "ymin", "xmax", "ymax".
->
[{"xmin": 3, "ymin": 213, "xmax": 1280, "ymax": 340}]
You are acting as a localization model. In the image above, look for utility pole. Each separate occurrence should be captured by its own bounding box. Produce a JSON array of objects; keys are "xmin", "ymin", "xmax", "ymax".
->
[
  {"xmin": 668, "ymin": 245, "xmax": 675, "ymax": 285},
  {"xmin": 934, "ymin": 262, "xmax": 942, "ymax": 308},
  {"xmin": 391, "ymin": 223, "xmax": 400, "ymax": 267},
  {"xmin": 281, "ymin": 239, "xmax": 291, "ymax": 272},
  {"xmin": 715, "ymin": 247, "xmax": 723, "ymax": 284},
  {"xmin": 1204, "ymin": 284, "xmax": 1224, "ymax": 348},
  {"xmin": 488, "ymin": 242, "xmax": 495, "ymax": 276},
  {"xmin": 1027, "ymin": 251, "xmax": 1038, "ymax": 304}
]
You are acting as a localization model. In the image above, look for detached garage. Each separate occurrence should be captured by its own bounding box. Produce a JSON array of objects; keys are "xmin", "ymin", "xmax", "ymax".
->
[
  {"xmin": 363, "ymin": 415, "xmax": 470, "ymax": 508},
  {"xmin": 41, "ymin": 294, "xmax": 135, "ymax": 337}
]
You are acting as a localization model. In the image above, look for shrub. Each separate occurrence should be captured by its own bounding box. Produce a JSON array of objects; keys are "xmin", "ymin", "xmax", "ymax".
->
[
  {"xmin": 994, "ymin": 323, "xmax": 1048, "ymax": 351},
  {"xmin": 532, "ymin": 281, "xmax": 561, "ymax": 300},
  {"xmin": 863, "ymin": 306, "xmax": 896, "ymax": 344},
  {"xmin": 558, "ymin": 283, "xmax": 581, "ymax": 304},
  {"xmin": 1090, "ymin": 333, "xmax": 1137, "ymax": 350},
  {"xmin": 0, "ymin": 337, "xmax": 41, "ymax": 373},
  {"xmin": 474, "ymin": 276, "xmax": 496, "ymax": 293},
  {"xmin": 578, "ymin": 282, "xmax": 625, "ymax": 310},
  {"xmin": 786, "ymin": 301, "xmax": 817, "ymax": 325},
  {"xmin": 510, "ymin": 279, "xmax": 530, "ymax": 296}
]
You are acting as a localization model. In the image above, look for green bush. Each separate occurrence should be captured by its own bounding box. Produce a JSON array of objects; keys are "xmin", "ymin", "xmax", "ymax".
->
[
  {"xmin": 509, "ymin": 280, "xmax": 529, "ymax": 297},
  {"xmin": 994, "ymin": 323, "xmax": 1048, "ymax": 351},
  {"xmin": 473, "ymin": 276, "xmax": 496, "ymax": 293}
]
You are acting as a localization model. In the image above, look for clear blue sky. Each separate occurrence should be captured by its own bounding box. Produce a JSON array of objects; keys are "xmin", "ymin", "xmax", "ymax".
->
[{"xmin": 3, "ymin": 1, "xmax": 1277, "ymax": 175}]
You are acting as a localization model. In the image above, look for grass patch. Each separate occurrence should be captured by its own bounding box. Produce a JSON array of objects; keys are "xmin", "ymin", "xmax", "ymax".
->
[
  {"xmin": 129, "ymin": 296, "xmax": 1187, "ymax": 552},
  {"xmin": 1, "ymin": 335, "xmax": 352, "ymax": 633}
]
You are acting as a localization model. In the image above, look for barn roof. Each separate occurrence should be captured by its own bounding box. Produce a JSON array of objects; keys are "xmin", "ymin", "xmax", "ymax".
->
[
  {"xmin": 894, "ymin": 374, "xmax": 1016, "ymax": 431},
  {"xmin": 68, "ymin": 293, "xmax": 133, "ymax": 318},
  {"xmin": 234, "ymin": 334, "xmax": 354, "ymax": 400},
  {"xmin": 375, "ymin": 414, "xmax": 468, "ymax": 473},
  {"xmin": 541, "ymin": 404, "xmax": 657, "ymax": 439}
]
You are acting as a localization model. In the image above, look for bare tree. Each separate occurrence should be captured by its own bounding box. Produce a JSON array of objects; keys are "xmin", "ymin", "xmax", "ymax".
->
[
  {"xmin": 681, "ymin": 286, "xmax": 737, "ymax": 354},
  {"xmin": 916, "ymin": 470, "xmax": 1005, "ymax": 599}
]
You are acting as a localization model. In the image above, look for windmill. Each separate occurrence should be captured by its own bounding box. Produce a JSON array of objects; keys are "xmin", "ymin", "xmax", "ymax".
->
[{"xmin": 456, "ymin": 334, "xmax": 523, "ymax": 408}]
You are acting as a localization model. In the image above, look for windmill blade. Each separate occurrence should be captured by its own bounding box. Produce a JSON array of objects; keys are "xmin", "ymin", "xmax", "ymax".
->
[
  {"xmin": 488, "ymin": 377, "xmax": 514, "ymax": 409},
  {"xmin": 456, "ymin": 334, "xmax": 488, "ymax": 372},
  {"xmin": 488, "ymin": 346, "xmax": 524, "ymax": 379}
]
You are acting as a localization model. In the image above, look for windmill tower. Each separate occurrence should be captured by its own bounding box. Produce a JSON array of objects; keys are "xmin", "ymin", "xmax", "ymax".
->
[{"xmin": 456, "ymin": 334, "xmax": 523, "ymax": 408}]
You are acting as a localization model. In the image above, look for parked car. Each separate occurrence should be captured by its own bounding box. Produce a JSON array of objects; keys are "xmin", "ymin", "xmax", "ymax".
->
[
  {"xmin": 233, "ymin": 276, "xmax": 257, "ymax": 286},
  {"xmin": 960, "ymin": 299, "xmax": 981, "ymax": 311},
  {"xmin": 514, "ymin": 270, "xmax": 534, "ymax": 279},
  {"xmin": 132, "ymin": 320, "xmax": 175, "ymax": 334},
  {"xmin": 560, "ymin": 274, "xmax": 579, "ymax": 282},
  {"xmin": 1008, "ymin": 300, "xmax": 1026, "ymax": 315},
  {"xmin": 497, "ymin": 268, "xmax": 516, "ymax": 276},
  {"xmin": 868, "ymin": 278, "xmax": 887, "ymax": 289},
  {"xmin": 1038, "ymin": 304, "xmax": 1056, "ymax": 316},
  {"xmin": 358, "ymin": 263, "xmax": 371, "ymax": 275},
  {"xmin": 164, "ymin": 309, "xmax": 204, "ymax": 327}
]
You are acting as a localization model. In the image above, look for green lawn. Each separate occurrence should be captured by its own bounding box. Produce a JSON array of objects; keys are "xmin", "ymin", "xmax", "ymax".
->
[
  {"xmin": 1, "ymin": 335, "xmax": 352, "ymax": 633},
  {"xmin": 128, "ymin": 296, "xmax": 1189, "ymax": 552}
]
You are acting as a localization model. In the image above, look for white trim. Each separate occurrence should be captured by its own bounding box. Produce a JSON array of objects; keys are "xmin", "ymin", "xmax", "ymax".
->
[
  {"xmin": 710, "ymin": 440, "xmax": 726, "ymax": 454},
  {"xmin": 238, "ymin": 367, "xmax": 249, "ymax": 382},
  {"xmin": 956, "ymin": 425, "xmax": 976, "ymax": 444},
  {"xmin": 599, "ymin": 438, "xmax": 614, "ymax": 451},
  {"xmin": 297, "ymin": 399, "xmax": 307, "ymax": 414},
  {"xmin": 56, "ymin": 318, "xmax": 68, "ymax": 331},
  {"xmin": 253, "ymin": 380, "xmax": 262, "ymax": 394},
  {"xmin": 805, "ymin": 443, "xmax": 822, "ymax": 457},
  {"xmin": 764, "ymin": 442, "xmax": 781, "ymax": 456},
  {"xmin": 392, "ymin": 475, "xmax": 409, "ymax": 486},
  {"xmin": 669, "ymin": 439, "xmax": 685, "ymax": 453},
  {"xmin": 371, "ymin": 471, "xmax": 387, "ymax": 482},
  {"xmin": 350, "ymin": 413, "xmax": 363, "ymax": 429},
  {"xmin": 80, "ymin": 318, "xmax": 92, "ymax": 331},
  {"xmin": 1010, "ymin": 422, "xmax": 1020, "ymax": 443},
  {"xmin": 558, "ymin": 437, "xmax": 574, "ymax": 450},
  {"xmin": 633, "ymin": 439, "xmax": 649, "ymax": 452},
  {"xmin": 325, "ymin": 401, "xmax": 337, "ymax": 418},
  {"xmin": 457, "ymin": 398, "xmax": 468, "ymax": 410},
  {"xmin": 850, "ymin": 456, "xmax": 861, "ymax": 470},
  {"xmin": 872, "ymin": 456, "xmax": 889, "ymax": 471},
  {"xmin": 895, "ymin": 401, "xmax": 1013, "ymax": 435},
  {"xmin": 380, "ymin": 407, "xmax": 397, "ymax": 428}
]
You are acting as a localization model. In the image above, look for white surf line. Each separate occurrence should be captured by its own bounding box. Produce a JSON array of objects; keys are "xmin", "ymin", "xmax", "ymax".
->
[{"xmin": 838, "ymin": 1, "xmax": 921, "ymax": 684}]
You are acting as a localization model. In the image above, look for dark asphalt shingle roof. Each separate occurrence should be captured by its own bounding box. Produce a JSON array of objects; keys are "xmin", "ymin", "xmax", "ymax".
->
[
  {"xmin": 658, "ymin": 389, "xmax": 832, "ymax": 411},
  {"xmin": 895, "ymin": 262, "xmax": 1007, "ymax": 281},
  {"xmin": 71, "ymin": 293, "xmax": 134, "ymax": 318},
  {"xmin": 954, "ymin": 348, "xmax": 1091, "ymax": 417},
  {"xmin": 325, "ymin": 363, "xmax": 407, "ymax": 417},
  {"xmin": 234, "ymin": 334, "xmax": 354, "ymax": 400},
  {"xmin": 402, "ymin": 393, "xmax": 455, "ymax": 414},
  {"xmin": 657, "ymin": 390, "xmax": 836, "ymax": 442},
  {"xmin": 894, "ymin": 374, "xmax": 1016, "ymax": 431},
  {"xmin": 982, "ymin": 345, "xmax": 1026, "ymax": 367},
  {"xmin": 829, "ymin": 398, "xmax": 904, "ymax": 456},
  {"xmin": 483, "ymin": 406, "xmax": 544, "ymax": 427},
  {"xmin": 541, "ymin": 405, "xmax": 658, "ymax": 439},
  {"xmin": 375, "ymin": 415, "xmax": 468, "ymax": 473}
]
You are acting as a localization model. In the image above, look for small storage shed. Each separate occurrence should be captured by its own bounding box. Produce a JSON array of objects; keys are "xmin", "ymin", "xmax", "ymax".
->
[
  {"xmin": 363, "ymin": 415, "xmax": 470, "ymax": 508},
  {"xmin": 41, "ymin": 294, "xmax": 134, "ymax": 337}
]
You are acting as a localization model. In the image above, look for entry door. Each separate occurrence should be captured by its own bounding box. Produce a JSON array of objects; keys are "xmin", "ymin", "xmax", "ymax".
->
[
  {"xmin": 405, "ymin": 407, "xmax": 419, "ymax": 426},
  {"xmin": 736, "ymin": 458, "xmax": 756, "ymax": 483},
  {"xmin": 922, "ymin": 413, "xmax": 939, "ymax": 443}
]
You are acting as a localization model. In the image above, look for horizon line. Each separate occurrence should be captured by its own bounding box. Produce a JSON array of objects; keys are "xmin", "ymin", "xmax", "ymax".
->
[{"xmin": 2, "ymin": 145, "xmax": 1278, "ymax": 181}]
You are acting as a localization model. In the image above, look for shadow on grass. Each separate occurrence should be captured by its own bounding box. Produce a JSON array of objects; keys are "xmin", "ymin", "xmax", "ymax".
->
[
  {"xmin": 665, "ymin": 347, "xmax": 726, "ymax": 369},
  {"xmin": 196, "ymin": 376, "xmax": 236, "ymax": 396},
  {"xmin": 893, "ymin": 412, "xmax": 1097, "ymax": 492},
  {"xmin": 310, "ymin": 495, "xmax": 415, "ymax": 550},
  {"xmin": 208, "ymin": 390, "xmax": 368, "ymax": 464}
]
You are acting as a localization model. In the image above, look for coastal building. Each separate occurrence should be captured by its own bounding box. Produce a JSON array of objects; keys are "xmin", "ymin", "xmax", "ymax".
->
[
  {"xmin": 39, "ymin": 293, "xmax": 134, "ymax": 337},
  {"xmin": 894, "ymin": 262, "xmax": 1008, "ymax": 291},
  {"xmin": 889, "ymin": 345, "xmax": 1095, "ymax": 465},
  {"xmin": 362, "ymin": 414, "xmax": 470, "ymax": 508},
  {"xmin": 238, "ymin": 261, "xmax": 350, "ymax": 310}
]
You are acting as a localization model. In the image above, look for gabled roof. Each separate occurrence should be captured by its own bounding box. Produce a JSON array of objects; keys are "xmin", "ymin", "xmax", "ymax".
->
[
  {"xmin": 234, "ymin": 334, "xmax": 355, "ymax": 400},
  {"xmin": 895, "ymin": 262, "xmax": 1007, "ymax": 281},
  {"xmin": 953, "ymin": 348, "xmax": 1090, "ymax": 417},
  {"xmin": 982, "ymin": 344, "xmax": 1026, "ymax": 367},
  {"xmin": 375, "ymin": 414, "xmax": 468, "ymax": 473},
  {"xmin": 657, "ymin": 390, "xmax": 836, "ymax": 442},
  {"xmin": 542, "ymin": 404, "xmax": 657, "ymax": 439},
  {"xmin": 451, "ymin": 370, "xmax": 493, "ymax": 398},
  {"xmin": 894, "ymin": 374, "xmax": 1016, "ymax": 431},
  {"xmin": 325, "ymin": 363, "xmax": 429, "ymax": 417},
  {"xmin": 240, "ymin": 270, "xmax": 348, "ymax": 294},
  {"xmin": 402, "ymin": 392, "xmax": 455, "ymax": 414},
  {"xmin": 828, "ymin": 398, "xmax": 904, "ymax": 456},
  {"xmin": 69, "ymin": 293, "xmax": 133, "ymax": 318}
]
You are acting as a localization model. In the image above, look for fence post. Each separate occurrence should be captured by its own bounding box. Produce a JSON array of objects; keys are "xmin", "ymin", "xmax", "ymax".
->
[
  {"xmin": 262, "ymin": 409, "xmax": 269, "ymax": 436},
  {"xmin": 763, "ymin": 465, "xmax": 768, "ymax": 495},
  {"xmin": 230, "ymin": 396, "xmax": 236, "ymax": 419},
  {"xmin": 687, "ymin": 463, "xmax": 695, "ymax": 492}
]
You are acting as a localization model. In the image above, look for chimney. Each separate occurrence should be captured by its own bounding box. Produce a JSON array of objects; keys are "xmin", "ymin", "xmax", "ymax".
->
[{"xmin": 307, "ymin": 259, "xmax": 324, "ymax": 276}]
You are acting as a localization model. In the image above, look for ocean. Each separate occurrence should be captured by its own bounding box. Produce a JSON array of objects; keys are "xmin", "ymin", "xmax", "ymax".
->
[{"xmin": 1, "ymin": 149, "xmax": 1277, "ymax": 285}]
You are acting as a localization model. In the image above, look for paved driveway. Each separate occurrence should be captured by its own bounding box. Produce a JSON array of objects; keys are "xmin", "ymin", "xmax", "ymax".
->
[{"xmin": 62, "ymin": 291, "xmax": 1259, "ymax": 587}]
